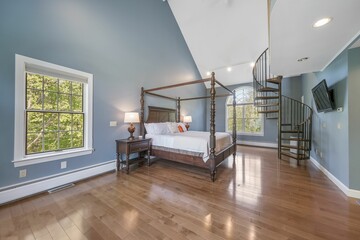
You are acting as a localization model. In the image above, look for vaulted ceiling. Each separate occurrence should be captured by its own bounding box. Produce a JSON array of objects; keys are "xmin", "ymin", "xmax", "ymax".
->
[
  {"xmin": 167, "ymin": 0, "xmax": 360, "ymax": 86},
  {"xmin": 167, "ymin": 0, "xmax": 268, "ymax": 87}
]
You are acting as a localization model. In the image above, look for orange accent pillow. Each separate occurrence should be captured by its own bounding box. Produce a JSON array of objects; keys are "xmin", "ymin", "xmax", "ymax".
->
[{"xmin": 178, "ymin": 125, "xmax": 184, "ymax": 132}]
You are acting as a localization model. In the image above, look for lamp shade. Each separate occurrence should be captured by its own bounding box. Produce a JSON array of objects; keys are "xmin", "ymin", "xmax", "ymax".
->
[
  {"xmin": 124, "ymin": 112, "xmax": 140, "ymax": 123},
  {"xmin": 184, "ymin": 115, "xmax": 192, "ymax": 123}
]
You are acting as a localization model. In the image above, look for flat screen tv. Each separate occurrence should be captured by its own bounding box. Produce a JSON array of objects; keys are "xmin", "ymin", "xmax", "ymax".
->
[{"xmin": 311, "ymin": 79, "xmax": 335, "ymax": 112}]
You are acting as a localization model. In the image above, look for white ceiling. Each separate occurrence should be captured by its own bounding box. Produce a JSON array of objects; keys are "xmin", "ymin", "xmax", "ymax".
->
[
  {"xmin": 270, "ymin": 0, "xmax": 360, "ymax": 76},
  {"xmin": 167, "ymin": 0, "xmax": 360, "ymax": 85},
  {"xmin": 167, "ymin": 0, "xmax": 268, "ymax": 87}
]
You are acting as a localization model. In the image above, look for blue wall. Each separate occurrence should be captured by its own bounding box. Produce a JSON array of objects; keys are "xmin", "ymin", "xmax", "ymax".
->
[
  {"xmin": 0, "ymin": 0, "xmax": 205, "ymax": 188},
  {"xmin": 282, "ymin": 76, "xmax": 302, "ymax": 101},
  {"xmin": 348, "ymin": 47, "xmax": 360, "ymax": 190},
  {"xmin": 301, "ymin": 50, "xmax": 349, "ymax": 187}
]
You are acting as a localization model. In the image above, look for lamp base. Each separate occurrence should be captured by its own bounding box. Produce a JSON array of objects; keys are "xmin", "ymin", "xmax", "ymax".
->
[
  {"xmin": 128, "ymin": 123, "xmax": 135, "ymax": 140},
  {"xmin": 185, "ymin": 123, "xmax": 190, "ymax": 130}
]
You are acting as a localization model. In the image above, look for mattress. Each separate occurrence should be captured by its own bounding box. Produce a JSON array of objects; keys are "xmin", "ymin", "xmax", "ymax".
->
[{"xmin": 146, "ymin": 131, "xmax": 232, "ymax": 162}]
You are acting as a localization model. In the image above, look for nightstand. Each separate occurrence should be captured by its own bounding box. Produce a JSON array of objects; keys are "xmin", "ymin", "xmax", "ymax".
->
[{"xmin": 115, "ymin": 138, "xmax": 151, "ymax": 174}]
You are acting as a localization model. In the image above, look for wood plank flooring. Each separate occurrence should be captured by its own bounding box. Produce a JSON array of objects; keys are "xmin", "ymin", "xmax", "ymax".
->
[{"xmin": 1, "ymin": 146, "xmax": 360, "ymax": 240}]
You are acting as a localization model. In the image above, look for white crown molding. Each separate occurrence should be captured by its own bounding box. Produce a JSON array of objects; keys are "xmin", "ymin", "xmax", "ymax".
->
[{"xmin": 0, "ymin": 160, "xmax": 116, "ymax": 205}]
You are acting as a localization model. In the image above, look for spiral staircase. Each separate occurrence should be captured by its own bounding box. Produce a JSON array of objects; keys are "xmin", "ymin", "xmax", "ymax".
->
[{"xmin": 253, "ymin": 49, "xmax": 313, "ymax": 164}]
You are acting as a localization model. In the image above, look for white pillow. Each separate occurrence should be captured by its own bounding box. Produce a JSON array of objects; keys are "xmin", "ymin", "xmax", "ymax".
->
[
  {"xmin": 166, "ymin": 122, "xmax": 179, "ymax": 133},
  {"xmin": 144, "ymin": 123, "xmax": 170, "ymax": 135},
  {"xmin": 155, "ymin": 123, "xmax": 171, "ymax": 134},
  {"xmin": 144, "ymin": 123, "xmax": 155, "ymax": 134},
  {"xmin": 177, "ymin": 122, "xmax": 187, "ymax": 132}
]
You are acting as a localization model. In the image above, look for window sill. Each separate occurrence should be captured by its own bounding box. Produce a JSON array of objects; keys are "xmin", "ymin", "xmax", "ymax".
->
[
  {"xmin": 238, "ymin": 133, "xmax": 264, "ymax": 137},
  {"xmin": 13, "ymin": 148, "xmax": 94, "ymax": 167},
  {"xmin": 227, "ymin": 131, "xmax": 264, "ymax": 137}
]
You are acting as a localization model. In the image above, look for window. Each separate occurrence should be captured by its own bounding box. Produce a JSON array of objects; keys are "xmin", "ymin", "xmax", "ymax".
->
[
  {"xmin": 226, "ymin": 86, "xmax": 264, "ymax": 135},
  {"xmin": 14, "ymin": 55, "xmax": 93, "ymax": 167}
]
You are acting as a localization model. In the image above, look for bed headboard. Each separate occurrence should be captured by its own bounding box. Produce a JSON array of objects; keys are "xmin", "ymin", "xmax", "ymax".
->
[{"xmin": 146, "ymin": 106, "xmax": 176, "ymax": 123}]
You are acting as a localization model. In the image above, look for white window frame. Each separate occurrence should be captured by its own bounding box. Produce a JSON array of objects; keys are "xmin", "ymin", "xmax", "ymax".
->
[
  {"xmin": 13, "ymin": 54, "xmax": 93, "ymax": 167},
  {"xmin": 225, "ymin": 86, "xmax": 264, "ymax": 136}
]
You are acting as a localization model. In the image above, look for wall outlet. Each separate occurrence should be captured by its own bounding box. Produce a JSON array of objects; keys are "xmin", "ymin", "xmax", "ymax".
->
[
  {"xmin": 19, "ymin": 169, "xmax": 27, "ymax": 178},
  {"xmin": 109, "ymin": 121, "xmax": 117, "ymax": 127},
  {"xmin": 337, "ymin": 123, "xmax": 342, "ymax": 129},
  {"xmin": 61, "ymin": 161, "xmax": 67, "ymax": 169},
  {"xmin": 337, "ymin": 107, "xmax": 343, "ymax": 112},
  {"xmin": 320, "ymin": 152, "xmax": 323, "ymax": 158}
]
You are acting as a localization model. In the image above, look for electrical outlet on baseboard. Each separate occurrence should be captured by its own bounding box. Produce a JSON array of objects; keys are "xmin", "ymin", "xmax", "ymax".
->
[
  {"xmin": 19, "ymin": 169, "xmax": 27, "ymax": 178},
  {"xmin": 61, "ymin": 161, "xmax": 67, "ymax": 169}
]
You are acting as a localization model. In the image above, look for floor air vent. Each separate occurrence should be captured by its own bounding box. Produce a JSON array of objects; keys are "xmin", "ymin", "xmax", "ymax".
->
[{"xmin": 48, "ymin": 183, "xmax": 75, "ymax": 194}]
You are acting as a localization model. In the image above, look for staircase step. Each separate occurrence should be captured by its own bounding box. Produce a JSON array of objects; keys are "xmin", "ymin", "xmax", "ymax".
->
[
  {"xmin": 255, "ymin": 103, "xmax": 279, "ymax": 107},
  {"xmin": 266, "ymin": 76, "xmax": 282, "ymax": 84},
  {"xmin": 281, "ymin": 138, "xmax": 310, "ymax": 141},
  {"xmin": 280, "ymin": 150, "xmax": 308, "ymax": 160},
  {"xmin": 281, "ymin": 123, "xmax": 292, "ymax": 126},
  {"xmin": 281, "ymin": 130, "xmax": 303, "ymax": 133},
  {"xmin": 258, "ymin": 87, "xmax": 279, "ymax": 92},
  {"xmin": 266, "ymin": 116, "xmax": 278, "ymax": 119},
  {"xmin": 258, "ymin": 110, "xmax": 278, "ymax": 114},
  {"xmin": 255, "ymin": 96, "xmax": 279, "ymax": 100},
  {"xmin": 281, "ymin": 144, "xmax": 309, "ymax": 150}
]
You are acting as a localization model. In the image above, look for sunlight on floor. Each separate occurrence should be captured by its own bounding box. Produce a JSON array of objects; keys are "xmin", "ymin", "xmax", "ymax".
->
[{"xmin": 227, "ymin": 151, "xmax": 262, "ymax": 205}]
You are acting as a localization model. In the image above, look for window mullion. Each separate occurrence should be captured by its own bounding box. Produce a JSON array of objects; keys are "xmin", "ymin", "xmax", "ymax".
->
[
  {"xmin": 57, "ymin": 113, "xmax": 60, "ymax": 150},
  {"xmin": 41, "ymin": 75, "xmax": 45, "ymax": 152},
  {"xmin": 57, "ymin": 78, "xmax": 60, "ymax": 150}
]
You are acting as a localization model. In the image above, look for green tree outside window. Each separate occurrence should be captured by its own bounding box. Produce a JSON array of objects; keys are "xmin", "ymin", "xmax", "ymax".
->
[
  {"xmin": 26, "ymin": 73, "xmax": 84, "ymax": 154},
  {"xmin": 226, "ymin": 86, "xmax": 263, "ymax": 134}
]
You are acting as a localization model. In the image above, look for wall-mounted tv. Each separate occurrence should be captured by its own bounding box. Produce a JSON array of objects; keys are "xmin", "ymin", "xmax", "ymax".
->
[{"xmin": 311, "ymin": 79, "xmax": 335, "ymax": 112}]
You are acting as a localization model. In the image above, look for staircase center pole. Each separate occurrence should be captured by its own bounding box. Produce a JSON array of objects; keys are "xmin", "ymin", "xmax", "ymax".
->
[{"xmin": 278, "ymin": 83, "xmax": 282, "ymax": 159}]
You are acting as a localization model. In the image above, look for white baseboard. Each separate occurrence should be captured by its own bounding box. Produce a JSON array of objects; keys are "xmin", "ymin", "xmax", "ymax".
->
[
  {"xmin": 237, "ymin": 140, "xmax": 277, "ymax": 148},
  {"xmin": 0, "ymin": 160, "xmax": 116, "ymax": 205},
  {"xmin": 310, "ymin": 157, "xmax": 360, "ymax": 199}
]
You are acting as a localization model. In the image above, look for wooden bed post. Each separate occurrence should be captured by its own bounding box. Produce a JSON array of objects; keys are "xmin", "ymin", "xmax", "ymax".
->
[
  {"xmin": 140, "ymin": 87, "xmax": 145, "ymax": 138},
  {"xmin": 232, "ymin": 90, "xmax": 237, "ymax": 160},
  {"xmin": 176, "ymin": 97, "xmax": 181, "ymax": 122},
  {"xmin": 210, "ymin": 72, "xmax": 216, "ymax": 182}
]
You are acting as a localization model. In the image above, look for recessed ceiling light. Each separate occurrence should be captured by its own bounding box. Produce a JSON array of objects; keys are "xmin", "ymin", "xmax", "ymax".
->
[
  {"xmin": 206, "ymin": 71, "xmax": 211, "ymax": 76},
  {"xmin": 297, "ymin": 57, "xmax": 309, "ymax": 62},
  {"xmin": 227, "ymin": 67, "xmax": 232, "ymax": 72},
  {"xmin": 313, "ymin": 17, "xmax": 332, "ymax": 28},
  {"xmin": 250, "ymin": 62, "xmax": 255, "ymax": 67}
]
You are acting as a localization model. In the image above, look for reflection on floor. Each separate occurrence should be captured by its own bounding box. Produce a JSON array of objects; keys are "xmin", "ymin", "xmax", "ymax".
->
[{"xmin": 1, "ymin": 145, "xmax": 360, "ymax": 240}]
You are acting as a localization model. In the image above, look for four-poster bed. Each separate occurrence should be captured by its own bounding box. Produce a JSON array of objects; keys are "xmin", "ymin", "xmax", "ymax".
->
[{"xmin": 140, "ymin": 72, "xmax": 237, "ymax": 181}]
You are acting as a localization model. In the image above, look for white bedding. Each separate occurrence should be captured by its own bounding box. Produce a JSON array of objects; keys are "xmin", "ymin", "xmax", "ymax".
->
[{"xmin": 146, "ymin": 131, "xmax": 232, "ymax": 162}]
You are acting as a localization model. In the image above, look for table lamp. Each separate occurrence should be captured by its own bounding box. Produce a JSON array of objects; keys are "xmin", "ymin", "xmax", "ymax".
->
[
  {"xmin": 183, "ymin": 115, "xmax": 192, "ymax": 130},
  {"xmin": 124, "ymin": 112, "xmax": 140, "ymax": 140}
]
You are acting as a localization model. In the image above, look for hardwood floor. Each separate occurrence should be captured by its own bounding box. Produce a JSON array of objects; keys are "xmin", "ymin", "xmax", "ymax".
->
[{"xmin": 1, "ymin": 146, "xmax": 360, "ymax": 240}]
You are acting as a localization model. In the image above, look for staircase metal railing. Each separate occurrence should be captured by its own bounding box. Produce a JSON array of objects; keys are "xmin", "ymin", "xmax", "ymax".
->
[
  {"xmin": 253, "ymin": 49, "xmax": 279, "ymax": 119},
  {"xmin": 252, "ymin": 48, "xmax": 313, "ymax": 163},
  {"xmin": 281, "ymin": 95, "xmax": 313, "ymax": 160}
]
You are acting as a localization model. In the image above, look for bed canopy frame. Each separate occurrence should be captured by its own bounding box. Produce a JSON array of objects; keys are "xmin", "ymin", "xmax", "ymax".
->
[{"xmin": 140, "ymin": 72, "xmax": 237, "ymax": 181}]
